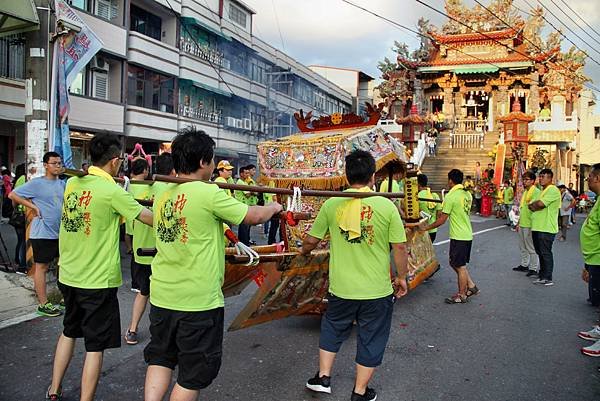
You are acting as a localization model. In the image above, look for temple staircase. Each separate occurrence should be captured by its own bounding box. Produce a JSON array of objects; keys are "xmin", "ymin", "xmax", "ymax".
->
[{"xmin": 419, "ymin": 130, "xmax": 499, "ymax": 191}]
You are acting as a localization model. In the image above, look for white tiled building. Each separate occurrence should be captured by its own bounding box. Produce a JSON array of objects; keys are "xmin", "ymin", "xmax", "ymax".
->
[{"xmin": 0, "ymin": 0, "xmax": 352, "ymax": 169}]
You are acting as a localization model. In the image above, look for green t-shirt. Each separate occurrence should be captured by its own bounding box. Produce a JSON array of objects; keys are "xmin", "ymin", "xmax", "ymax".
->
[
  {"xmin": 214, "ymin": 176, "xmax": 232, "ymax": 196},
  {"xmin": 309, "ymin": 190, "xmax": 407, "ymax": 300},
  {"xmin": 245, "ymin": 178, "xmax": 258, "ymax": 206},
  {"xmin": 518, "ymin": 186, "xmax": 541, "ymax": 228},
  {"xmin": 130, "ymin": 183, "xmax": 155, "ymax": 265},
  {"xmin": 503, "ymin": 186, "xmax": 514, "ymax": 204},
  {"xmin": 234, "ymin": 178, "xmax": 250, "ymax": 204},
  {"xmin": 59, "ymin": 168, "xmax": 144, "ymax": 289},
  {"xmin": 580, "ymin": 201, "xmax": 600, "ymax": 265},
  {"xmin": 442, "ymin": 184, "xmax": 473, "ymax": 241},
  {"xmin": 379, "ymin": 179, "xmax": 402, "ymax": 207},
  {"xmin": 530, "ymin": 185, "xmax": 561, "ymax": 234},
  {"xmin": 151, "ymin": 181, "xmax": 248, "ymax": 312},
  {"xmin": 14, "ymin": 175, "xmax": 25, "ymax": 212},
  {"xmin": 418, "ymin": 189, "xmax": 442, "ymax": 233}
]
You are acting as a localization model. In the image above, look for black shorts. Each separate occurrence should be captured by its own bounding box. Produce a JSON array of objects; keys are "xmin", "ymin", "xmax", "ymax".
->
[
  {"xmin": 58, "ymin": 282, "xmax": 121, "ymax": 352},
  {"xmin": 449, "ymin": 239, "xmax": 472, "ymax": 268},
  {"xmin": 319, "ymin": 293, "xmax": 394, "ymax": 368},
  {"xmin": 30, "ymin": 239, "xmax": 59, "ymax": 264},
  {"xmin": 144, "ymin": 305, "xmax": 224, "ymax": 390},
  {"xmin": 132, "ymin": 260, "xmax": 151, "ymax": 296}
]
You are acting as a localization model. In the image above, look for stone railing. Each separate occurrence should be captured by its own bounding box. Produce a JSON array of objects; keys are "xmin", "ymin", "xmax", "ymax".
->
[
  {"xmin": 449, "ymin": 130, "xmax": 484, "ymax": 149},
  {"xmin": 178, "ymin": 104, "xmax": 222, "ymax": 124},
  {"xmin": 455, "ymin": 118, "xmax": 487, "ymax": 133}
]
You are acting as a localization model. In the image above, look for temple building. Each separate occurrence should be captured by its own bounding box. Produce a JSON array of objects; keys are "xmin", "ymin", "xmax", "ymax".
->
[{"xmin": 377, "ymin": 0, "xmax": 590, "ymax": 185}]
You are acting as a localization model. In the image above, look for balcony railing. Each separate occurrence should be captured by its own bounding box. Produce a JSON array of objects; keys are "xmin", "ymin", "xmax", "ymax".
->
[
  {"xmin": 178, "ymin": 104, "xmax": 222, "ymax": 124},
  {"xmin": 455, "ymin": 118, "xmax": 487, "ymax": 133},
  {"xmin": 179, "ymin": 37, "xmax": 225, "ymax": 67},
  {"xmin": 449, "ymin": 131, "xmax": 484, "ymax": 149}
]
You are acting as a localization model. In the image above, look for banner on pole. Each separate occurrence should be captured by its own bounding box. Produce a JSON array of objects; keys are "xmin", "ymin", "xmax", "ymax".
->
[{"xmin": 49, "ymin": 0, "xmax": 103, "ymax": 169}]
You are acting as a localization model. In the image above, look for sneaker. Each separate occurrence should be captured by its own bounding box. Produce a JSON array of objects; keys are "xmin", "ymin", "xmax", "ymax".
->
[
  {"xmin": 512, "ymin": 265, "xmax": 528, "ymax": 272},
  {"xmin": 526, "ymin": 270, "xmax": 538, "ymax": 277},
  {"xmin": 15, "ymin": 267, "xmax": 28, "ymax": 275},
  {"xmin": 532, "ymin": 278, "xmax": 546, "ymax": 285},
  {"xmin": 37, "ymin": 302, "xmax": 61, "ymax": 317},
  {"xmin": 130, "ymin": 288, "xmax": 141, "ymax": 293},
  {"xmin": 581, "ymin": 340, "xmax": 600, "ymax": 357},
  {"xmin": 351, "ymin": 387, "xmax": 377, "ymax": 401},
  {"xmin": 578, "ymin": 326, "xmax": 600, "ymax": 341},
  {"xmin": 46, "ymin": 386, "xmax": 62, "ymax": 400},
  {"xmin": 306, "ymin": 372, "xmax": 331, "ymax": 394},
  {"xmin": 543, "ymin": 280, "xmax": 554, "ymax": 286},
  {"xmin": 124, "ymin": 330, "xmax": 138, "ymax": 345}
]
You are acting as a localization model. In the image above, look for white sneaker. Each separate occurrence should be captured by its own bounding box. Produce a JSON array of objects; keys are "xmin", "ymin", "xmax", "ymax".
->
[
  {"xmin": 581, "ymin": 339, "xmax": 600, "ymax": 357},
  {"xmin": 578, "ymin": 326, "xmax": 600, "ymax": 341}
]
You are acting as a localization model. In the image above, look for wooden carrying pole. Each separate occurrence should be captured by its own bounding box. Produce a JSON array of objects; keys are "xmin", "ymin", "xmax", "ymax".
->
[{"xmin": 62, "ymin": 169, "xmax": 442, "ymax": 203}]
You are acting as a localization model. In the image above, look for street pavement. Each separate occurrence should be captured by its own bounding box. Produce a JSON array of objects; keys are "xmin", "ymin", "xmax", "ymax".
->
[{"xmin": 1, "ymin": 217, "xmax": 599, "ymax": 401}]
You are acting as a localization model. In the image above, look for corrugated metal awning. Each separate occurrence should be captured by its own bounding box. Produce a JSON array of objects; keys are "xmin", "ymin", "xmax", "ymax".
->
[{"xmin": 0, "ymin": 0, "xmax": 39, "ymax": 37}]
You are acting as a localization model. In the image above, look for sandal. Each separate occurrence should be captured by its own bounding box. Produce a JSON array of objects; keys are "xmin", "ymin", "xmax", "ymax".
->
[
  {"xmin": 466, "ymin": 286, "xmax": 480, "ymax": 297},
  {"xmin": 445, "ymin": 294, "xmax": 468, "ymax": 304}
]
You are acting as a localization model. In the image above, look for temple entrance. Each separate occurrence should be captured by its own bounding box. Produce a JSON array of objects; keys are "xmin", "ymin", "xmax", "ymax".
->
[
  {"xmin": 461, "ymin": 92, "xmax": 490, "ymax": 120},
  {"xmin": 430, "ymin": 95, "xmax": 443, "ymax": 114}
]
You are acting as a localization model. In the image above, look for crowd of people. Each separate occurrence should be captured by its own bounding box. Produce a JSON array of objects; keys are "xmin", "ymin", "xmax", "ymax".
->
[{"xmin": 0, "ymin": 129, "xmax": 597, "ymax": 400}]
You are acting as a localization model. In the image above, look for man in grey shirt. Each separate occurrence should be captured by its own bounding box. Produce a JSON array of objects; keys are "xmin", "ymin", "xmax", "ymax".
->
[
  {"xmin": 9, "ymin": 151, "xmax": 65, "ymax": 317},
  {"xmin": 557, "ymin": 183, "xmax": 575, "ymax": 242}
]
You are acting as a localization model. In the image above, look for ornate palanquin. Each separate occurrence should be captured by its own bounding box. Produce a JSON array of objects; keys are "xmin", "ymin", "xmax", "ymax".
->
[{"xmin": 225, "ymin": 122, "xmax": 440, "ymax": 331}]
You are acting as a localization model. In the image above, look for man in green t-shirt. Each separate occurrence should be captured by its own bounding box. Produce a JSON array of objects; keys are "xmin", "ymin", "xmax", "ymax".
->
[
  {"xmin": 234, "ymin": 166, "xmax": 253, "ymax": 245},
  {"xmin": 417, "ymin": 174, "xmax": 442, "ymax": 243},
  {"xmin": 503, "ymin": 180, "xmax": 515, "ymax": 227},
  {"xmin": 512, "ymin": 171, "xmax": 541, "ymax": 276},
  {"xmin": 301, "ymin": 150, "xmax": 408, "ymax": 401},
  {"xmin": 124, "ymin": 153, "xmax": 175, "ymax": 346},
  {"xmin": 421, "ymin": 169, "xmax": 478, "ymax": 304},
  {"xmin": 144, "ymin": 128, "xmax": 282, "ymax": 401},
  {"xmin": 214, "ymin": 159, "xmax": 234, "ymax": 196},
  {"xmin": 578, "ymin": 164, "xmax": 600, "ymax": 357},
  {"xmin": 528, "ymin": 168, "xmax": 561, "ymax": 286},
  {"xmin": 47, "ymin": 133, "xmax": 153, "ymax": 401},
  {"xmin": 126, "ymin": 158, "xmax": 150, "ymax": 292}
]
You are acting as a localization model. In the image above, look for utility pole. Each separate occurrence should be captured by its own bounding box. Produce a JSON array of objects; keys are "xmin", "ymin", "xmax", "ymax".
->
[{"xmin": 24, "ymin": 0, "xmax": 51, "ymax": 178}]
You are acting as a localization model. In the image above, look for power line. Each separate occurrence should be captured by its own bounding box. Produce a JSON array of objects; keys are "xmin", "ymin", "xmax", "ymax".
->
[
  {"xmin": 548, "ymin": 0, "xmax": 600, "ymax": 47},
  {"xmin": 271, "ymin": 0, "xmax": 286, "ymax": 51},
  {"xmin": 472, "ymin": 0, "xmax": 600, "ymax": 95},
  {"xmin": 416, "ymin": 0, "xmax": 600, "ymax": 95},
  {"xmin": 556, "ymin": 0, "xmax": 600, "ymax": 41},
  {"xmin": 537, "ymin": 0, "xmax": 600, "ymax": 55}
]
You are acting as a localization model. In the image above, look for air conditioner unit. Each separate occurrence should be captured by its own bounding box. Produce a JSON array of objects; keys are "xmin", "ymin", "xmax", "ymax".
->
[
  {"xmin": 243, "ymin": 118, "xmax": 251, "ymax": 130},
  {"xmin": 91, "ymin": 55, "xmax": 109, "ymax": 72},
  {"xmin": 226, "ymin": 117, "xmax": 236, "ymax": 127},
  {"xmin": 235, "ymin": 119, "xmax": 243, "ymax": 129},
  {"xmin": 92, "ymin": 71, "xmax": 109, "ymax": 100}
]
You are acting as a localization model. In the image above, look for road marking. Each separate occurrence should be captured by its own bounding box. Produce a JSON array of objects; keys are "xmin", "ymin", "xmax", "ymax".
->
[
  {"xmin": 433, "ymin": 225, "xmax": 505, "ymax": 246},
  {"xmin": 0, "ymin": 312, "xmax": 39, "ymax": 331}
]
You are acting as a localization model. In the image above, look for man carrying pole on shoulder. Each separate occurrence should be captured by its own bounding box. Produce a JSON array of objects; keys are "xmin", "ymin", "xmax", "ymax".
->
[
  {"xmin": 420, "ymin": 169, "xmax": 478, "ymax": 304},
  {"xmin": 124, "ymin": 153, "xmax": 175, "ymax": 345},
  {"xmin": 144, "ymin": 128, "xmax": 282, "ymax": 401},
  {"xmin": 46, "ymin": 133, "xmax": 153, "ymax": 401},
  {"xmin": 301, "ymin": 150, "xmax": 409, "ymax": 401}
]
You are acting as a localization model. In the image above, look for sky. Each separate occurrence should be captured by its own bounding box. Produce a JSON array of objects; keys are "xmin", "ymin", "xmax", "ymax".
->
[{"xmin": 245, "ymin": 0, "xmax": 600, "ymax": 95}]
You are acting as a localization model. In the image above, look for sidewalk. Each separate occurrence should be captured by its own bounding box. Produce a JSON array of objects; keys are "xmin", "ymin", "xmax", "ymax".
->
[{"xmin": 0, "ymin": 222, "xmax": 38, "ymax": 327}]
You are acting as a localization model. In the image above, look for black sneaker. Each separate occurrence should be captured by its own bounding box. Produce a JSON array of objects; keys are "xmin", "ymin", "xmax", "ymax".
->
[
  {"xmin": 15, "ymin": 267, "xmax": 28, "ymax": 275},
  {"xmin": 512, "ymin": 265, "xmax": 528, "ymax": 272},
  {"xmin": 526, "ymin": 270, "xmax": 538, "ymax": 277},
  {"xmin": 306, "ymin": 372, "xmax": 331, "ymax": 394},
  {"xmin": 351, "ymin": 387, "xmax": 377, "ymax": 401}
]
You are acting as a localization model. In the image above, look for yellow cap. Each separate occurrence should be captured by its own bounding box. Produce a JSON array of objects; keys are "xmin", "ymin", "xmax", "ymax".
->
[{"xmin": 217, "ymin": 160, "xmax": 234, "ymax": 170}]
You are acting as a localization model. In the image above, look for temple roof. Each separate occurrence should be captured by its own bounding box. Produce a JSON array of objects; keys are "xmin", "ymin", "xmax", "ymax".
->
[{"xmin": 429, "ymin": 25, "xmax": 523, "ymax": 45}]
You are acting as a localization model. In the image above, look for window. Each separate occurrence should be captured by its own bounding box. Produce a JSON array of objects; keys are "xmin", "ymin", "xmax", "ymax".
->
[
  {"xmin": 70, "ymin": 69, "xmax": 87, "ymax": 95},
  {"xmin": 130, "ymin": 5, "xmax": 162, "ymax": 41},
  {"xmin": 127, "ymin": 65, "xmax": 174, "ymax": 113},
  {"xmin": 0, "ymin": 34, "xmax": 24, "ymax": 79},
  {"xmin": 595, "ymin": 126, "xmax": 600, "ymax": 140},
  {"xmin": 68, "ymin": 0, "xmax": 89, "ymax": 11},
  {"xmin": 95, "ymin": 0, "xmax": 118, "ymax": 21},
  {"xmin": 229, "ymin": 4, "xmax": 247, "ymax": 28}
]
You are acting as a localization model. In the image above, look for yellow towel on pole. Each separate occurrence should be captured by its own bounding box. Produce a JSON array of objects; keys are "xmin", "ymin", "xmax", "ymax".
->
[{"xmin": 338, "ymin": 187, "xmax": 372, "ymax": 240}]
